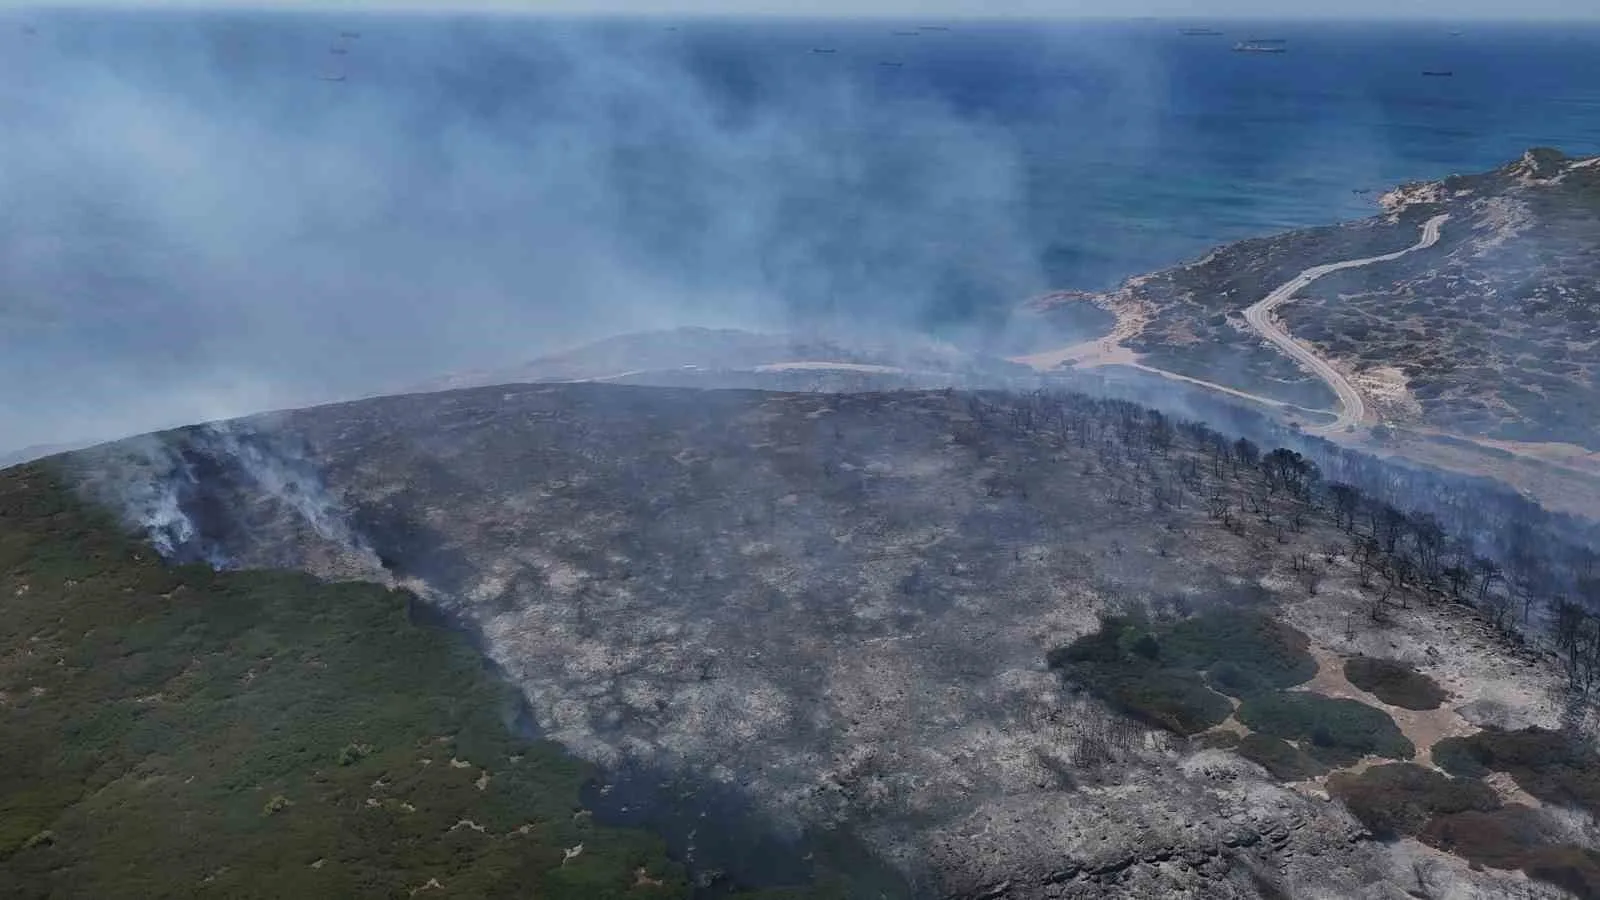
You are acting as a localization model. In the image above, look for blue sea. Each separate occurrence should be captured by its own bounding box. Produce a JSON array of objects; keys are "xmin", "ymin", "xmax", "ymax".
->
[{"xmin": 4, "ymin": 12, "xmax": 1600, "ymax": 448}]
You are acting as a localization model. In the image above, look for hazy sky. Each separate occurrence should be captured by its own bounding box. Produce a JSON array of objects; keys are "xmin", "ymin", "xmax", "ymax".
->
[{"xmin": 21, "ymin": 1, "xmax": 1599, "ymax": 21}]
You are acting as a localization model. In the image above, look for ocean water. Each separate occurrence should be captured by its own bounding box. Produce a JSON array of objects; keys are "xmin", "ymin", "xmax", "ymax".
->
[
  {"xmin": 4, "ymin": 12, "xmax": 1600, "ymax": 448},
  {"xmin": 662, "ymin": 18, "xmax": 1600, "ymax": 295}
]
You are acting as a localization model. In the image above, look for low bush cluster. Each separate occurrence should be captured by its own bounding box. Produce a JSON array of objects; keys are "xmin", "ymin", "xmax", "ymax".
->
[
  {"xmin": 1434, "ymin": 727, "xmax": 1600, "ymax": 817},
  {"xmin": 1235, "ymin": 734, "xmax": 1328, "ymax": 781},
  {"xmin": 1235, "ymin": 692, "xmax": 1414, "ymax": 765},
  {"xmin": 1342, "ymin": 657, "xmax": 1448, "ymax": 710},
  {"xmin": 1049, "ymin": 609, "xmax": 1319, "ymax": 737},
  {"xmin": 1326, "ymin": 741, "xmax": 1600, "ymax": 897},
  {"xmin": 1326, "ymin": 763, "xmax": 1497, "ymax": 839},
  {"xmin": 1421, "ymin": 808, "xmax": 1600, "ymax": 899}
]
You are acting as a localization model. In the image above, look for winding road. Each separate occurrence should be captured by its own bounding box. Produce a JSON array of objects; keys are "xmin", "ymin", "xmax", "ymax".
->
[{"xmin": 1243, "ymin": 213, "xmax": 1449, "ymax": 434}]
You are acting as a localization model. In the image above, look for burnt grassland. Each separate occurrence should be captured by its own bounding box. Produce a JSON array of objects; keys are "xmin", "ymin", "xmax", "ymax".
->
[
  {"xmin": 79, "ymin": 381, "xmax": 1600, "ymax": 896},
  {"xmin": 0, "ymin": 466, "xmax": 708, "ymax": 899}
]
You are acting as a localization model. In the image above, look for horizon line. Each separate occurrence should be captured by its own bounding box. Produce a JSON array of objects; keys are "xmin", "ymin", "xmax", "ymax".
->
[{"xmin": 12, "ymin": 5, "xmax": 1600, "ymax": 22}]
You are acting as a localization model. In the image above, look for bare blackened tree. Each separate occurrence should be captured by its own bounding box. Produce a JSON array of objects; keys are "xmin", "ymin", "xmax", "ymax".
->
[
  {"xmin": 1475, "ymin": 557, "xmax": 1503, "ymax": 606},
  {"xmin": 1410, "ymin": 514, "xmax": 1446, "ymax": 594},
  {"xmin": 1328, "ymin": 483, "xmax": 1360, "ymax": 533}
]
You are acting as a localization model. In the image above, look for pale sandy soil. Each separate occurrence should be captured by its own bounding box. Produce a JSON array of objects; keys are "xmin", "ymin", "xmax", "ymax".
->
[
  {"xmin": 1010, "ymin": 338, "xmax": 1137, "ymax": 372},
  {"xmin": 1356, "ymin": 427, "xmax": 1600, "ymax": 520},
  {"xmin": 751, "ymin": 361, "xmax": 906, "ymax": 374},
  {"xmin": 1011, "ymin": 289, "xmax": 1152, "ymax": 373},
  {"xmin": 1352, "ymin": 366, "xmax": 1422, "ymax": 423},
  {"xmin": 1295, "ymin": 646, "xmax": 1475, "ymax": 770}
]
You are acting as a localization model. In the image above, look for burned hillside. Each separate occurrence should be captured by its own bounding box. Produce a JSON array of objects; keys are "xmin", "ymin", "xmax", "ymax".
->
[{"xmin": 57, "ymin": 382, "xmax": 1600, "ymax": 898}]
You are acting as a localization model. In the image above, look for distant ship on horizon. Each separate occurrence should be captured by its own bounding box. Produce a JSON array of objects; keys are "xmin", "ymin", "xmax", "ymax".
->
[
  {"xmin": 1233, "ymin": 38, "xmax": 1288, "ymax": 53},
  {"xmin": 1422, "ymin": 70, "xmax": 1454, "ymax": 76},
  {"xmin": 1180, "ymin": 28, "xmax": 1225, "ymax": 36}
]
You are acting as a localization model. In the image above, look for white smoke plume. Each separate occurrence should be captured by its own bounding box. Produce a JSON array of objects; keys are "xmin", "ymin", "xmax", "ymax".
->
[
  {"xmin": 78, "ymin": 419, "xmax": 380, "ymax": 572},
  {"xmin": 109, "ymin": 439, "xmax": 201, "ymax": 558},
  {"xmin": 0, "ymin": 10, "xmax": 1066, "ymax": 457}
]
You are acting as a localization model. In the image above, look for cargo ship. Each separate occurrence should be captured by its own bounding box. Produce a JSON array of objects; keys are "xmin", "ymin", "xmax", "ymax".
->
[
  {"xmin": 1180, "ymin": 28, "xmax": 1224, "ymax": 35},
  {"xmin": 1421, "ymin": 70, "xmax": 1454, "ymax": 77},
  {"xmin": 1233, "ymin": 38, "xmax": 1287, "ymax": 53}
]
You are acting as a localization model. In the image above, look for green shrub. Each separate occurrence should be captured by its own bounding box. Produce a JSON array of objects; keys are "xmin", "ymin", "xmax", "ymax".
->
[
  {"xmin": 1237, "ymin": 692, "xmax": 1414, "ymax": 765},
  {"xmin": 1106, "ymin": 669, "xmax": 1233, "ymax": 735},
  {"xmin": 1327, "ymin": 763, "xmax": 1498, "ymax": 839},
  {"xmin": 1343, "ymin": 657, "xmax": 1447, "ymax": 710},
  {"xmin": 1420, "ymin": 806, "xmax": 1600, "ymax": 896},
  {"xmin": 1236, "ymin": 734, "xmax": 1328, "ymax": 781},
  {"xmin": 1050, "ymin": 615, "xmax": 1233, "ymax": 736},
  {"xmin": 1207, "ymin": 660, "xmax": 1270, "ymax": 697},
  {"xmin": 1196, "ymin": 731, "xmax": 1241, "ymax": 750},
  {"xmin": 1161, "ymin": 609, "xmax": 1317, "ymax": 695},
  {"xmin": 1523, "ymin": 845, "xmax": 1600, "ymax": 899},
  {"xmin": 1431, "ymin": 735, "xmax": 1492, "ymax": 778},
  {"xmin": 1049, "ymin": 609, "xmax": 1318, "ymax": 739}
]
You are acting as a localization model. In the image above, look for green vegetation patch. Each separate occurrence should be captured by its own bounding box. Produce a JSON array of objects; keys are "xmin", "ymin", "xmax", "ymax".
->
[
  {"xmin": 1049, "ymin": 609, "xmax": 1318, "ymax": 737},
  {"xmin": 1047, "ymin": 615, "xmax": 1230, "ymax": 736},
  {"xmin": 1342, "ymin": 657, "xmax": 1448, "ymax": 710},
  {"xmin": 1326, "ymin": 763, "xmax": 1498, "ymax": 840},
  {"xmin": 1235, "ymin": 734, "xmax": 1329, "ymax": 781},
  {"xmin": 1236, "ymin": 692, "xmax": 1414, "ymax": 765},
  {"xmin": 1161, "ymin": 610, "xmax": 1317, "ymax": 694},
  {"xmin": 1102, "ymin": 669, "xmax": 1235, "ymax": 736},
  {"xmin": 1433, "ymin": 727, "xmax": 1600, "ymax": 816},
  {"xmin": 0, "ymin": 465, "xmax": 690, "ymax": 899}
]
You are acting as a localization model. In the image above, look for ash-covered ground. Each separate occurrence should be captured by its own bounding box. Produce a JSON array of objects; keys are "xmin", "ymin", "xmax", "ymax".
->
[{"xmin": 68, "ymin": 383, "xmax": 1585, "ymax": 899}]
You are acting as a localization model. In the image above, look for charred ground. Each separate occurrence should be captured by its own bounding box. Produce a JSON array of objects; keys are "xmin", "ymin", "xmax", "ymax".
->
[{"xmin": 55, "ymin": 381, "xmax": 1600, "ymax": 898}]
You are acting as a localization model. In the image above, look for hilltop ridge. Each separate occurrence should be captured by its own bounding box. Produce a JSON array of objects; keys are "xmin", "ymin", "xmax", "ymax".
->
[{"xmin": 49, "ymin": 380, "xmax": 1600, "ymax": 898}]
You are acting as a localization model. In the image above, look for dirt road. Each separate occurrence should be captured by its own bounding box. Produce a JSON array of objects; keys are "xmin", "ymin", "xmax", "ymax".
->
[{"xmin": 1244, "ymin": 214, "xmax": 1449, "ymax": 433}]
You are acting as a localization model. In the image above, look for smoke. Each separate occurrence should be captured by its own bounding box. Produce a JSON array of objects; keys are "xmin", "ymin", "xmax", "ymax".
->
[
  {"xmin": 197, "ymin": 420, "xmax": 376, "ymax": 555},
  {"xmin": 0, "ymin": 10, "xmax": 1070, "ymax": 454},
  {"xmin": 80, "ymin": 419, "xmax": 380, "ymax": 571},
  {"xmin": 109, "ymin": 438, "xmax": 202, "ymax": 558}
]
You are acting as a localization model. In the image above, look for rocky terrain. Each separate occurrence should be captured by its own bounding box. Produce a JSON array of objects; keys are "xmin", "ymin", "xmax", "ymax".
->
[
  {"xmin": 1023, "ymin": 148, "xmax": 1600, "ymax": 515},
  {"xmin": 59, "ymin": 382, "xmax": 1600, "ymax": 898},
  {"xmin": 1032, "ymin": 149, "xmax": 1600, "ymax": 447},
  {"xmin": 1288, "ymin": 150, "xmax": 1600, "ymax": 448}
]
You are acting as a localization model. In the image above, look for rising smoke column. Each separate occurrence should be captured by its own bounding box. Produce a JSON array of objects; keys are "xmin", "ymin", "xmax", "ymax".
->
[{"xmin": 81, "ymin": 419, "xmax": 381, "ymax": 572}]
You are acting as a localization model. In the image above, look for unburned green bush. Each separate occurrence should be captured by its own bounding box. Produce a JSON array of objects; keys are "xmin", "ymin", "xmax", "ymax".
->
[
  {"xmin": 0, "ymin": 465, "xmax": 695, "ymax": 899},
  {"xmin": 1049, "ymin": 608, "xmax": 1320, "ymax": 739},
  {"xmin": 1343, "ymin": 657, "xmax": 1447, "ymax": 710},
  {"xmin": 1104, "ymin": 669, "xmax": 1233, "ymax": 735},
  {"xmin": 1196, "ymin": 731, "xmax": 1241, "ymax": 750},
  {"xmin": 1161, "ymin": 609, "xmax": 1317, "ymax": 695},
  {"xmin": 1049, "ymin": 615, "xmax": 1233, "ymax": 736},
  {"xmin": 1236, "ymin": 691, "xmax": 1414, "ymax": 765}
]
